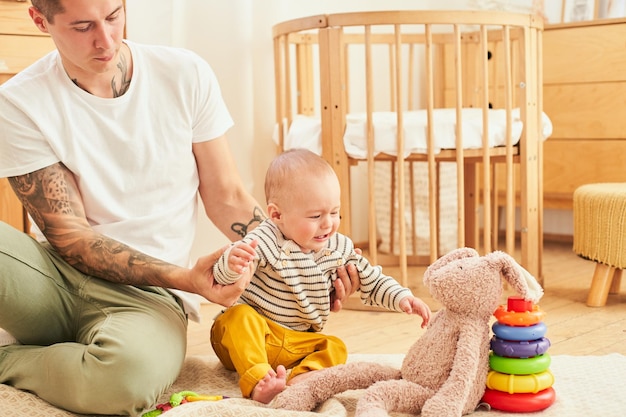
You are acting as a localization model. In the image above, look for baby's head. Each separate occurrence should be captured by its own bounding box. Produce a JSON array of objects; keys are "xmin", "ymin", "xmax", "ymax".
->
[{"xmin": 265, "ymin": 149, "xmax": 341, "ymax": 253}]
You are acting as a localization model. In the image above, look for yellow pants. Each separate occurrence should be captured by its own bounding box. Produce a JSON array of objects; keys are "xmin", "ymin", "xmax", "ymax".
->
[{"xmin": 210, "ymin": 304, "xmax": 347, "ymax": 398}]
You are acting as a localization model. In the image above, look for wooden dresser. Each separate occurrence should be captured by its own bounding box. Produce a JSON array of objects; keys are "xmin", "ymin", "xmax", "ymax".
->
[
  {"xmin": 543, "ymin": 18, "xmax": 626, "ymax": 210},
  {"xmin": 1, "ymin": 0, "xmax": 55, "ymax": 232}
]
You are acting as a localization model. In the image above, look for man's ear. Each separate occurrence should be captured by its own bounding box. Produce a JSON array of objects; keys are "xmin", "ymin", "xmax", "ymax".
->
[
  {"xmin": 267, "ymin": 203, "xmax": 282, "ymax": 222},
  {"xmin": 29, "ymin": 7, "xmax": 49, "ymax": 34}
]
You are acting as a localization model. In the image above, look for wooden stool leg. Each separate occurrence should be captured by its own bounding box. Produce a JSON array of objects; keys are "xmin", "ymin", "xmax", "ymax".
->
[
  {"xmin": 586, "ymin": 263, "xmax": 616, "ymax": 307},
  {"xmin": 610, "ymin": 269, "xmax": 622, "ymax": 295}
]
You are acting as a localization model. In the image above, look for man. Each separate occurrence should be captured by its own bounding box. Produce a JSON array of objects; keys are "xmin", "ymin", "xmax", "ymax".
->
[{"xmin": 0, "ymin": 1, "xmax": 357, "ymax": 415}]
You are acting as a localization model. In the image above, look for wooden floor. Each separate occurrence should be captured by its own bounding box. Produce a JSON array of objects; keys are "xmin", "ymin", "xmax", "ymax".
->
[{"xmin": 186, "ymin": 240, "xmax": 626, "ymax": 358}]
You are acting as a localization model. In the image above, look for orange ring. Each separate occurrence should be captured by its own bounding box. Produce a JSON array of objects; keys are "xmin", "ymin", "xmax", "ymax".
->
[{"xmin": 494, "ymin": 304, "xmax": 546, "ymax": 327}]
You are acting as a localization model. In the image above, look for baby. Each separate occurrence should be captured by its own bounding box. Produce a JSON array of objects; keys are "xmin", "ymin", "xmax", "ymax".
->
[{"xmin": 210, "ymin": 148, "xmax": 432, "ymax": 404}]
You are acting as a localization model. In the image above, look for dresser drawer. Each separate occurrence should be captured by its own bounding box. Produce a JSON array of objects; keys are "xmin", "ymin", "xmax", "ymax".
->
[
  {"xmin": 544, "ymin": 139, "xmax": 626, "ymax": 202},
  {"xmin": 544, "ymin": 81, "xmax": 626, "ymax": 140},
  {"xmin": 544, "ymin": 23, "xmax": 626, "ymax": 84},
  {"xmin": 0, "ymin": 34, "xmax": 55, "ymax": 75},
  {"xmin": 0, "ymin": 0, "xmax": 44, "ymax": 37}
]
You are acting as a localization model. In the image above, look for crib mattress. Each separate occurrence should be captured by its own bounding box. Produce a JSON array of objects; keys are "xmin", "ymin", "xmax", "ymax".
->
[{"xmin": 277, "ymin": 108, "xmax": 552, "ymax": 158}]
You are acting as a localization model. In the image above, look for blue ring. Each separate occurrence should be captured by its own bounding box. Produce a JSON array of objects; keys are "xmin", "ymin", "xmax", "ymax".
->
[
  {"xmin": 492, "ymin": 322, "xmax": 547, "ymax": 341},
  {"xmin": 490, "ymin": 336, "xmax": 551, "ymax": 358}
]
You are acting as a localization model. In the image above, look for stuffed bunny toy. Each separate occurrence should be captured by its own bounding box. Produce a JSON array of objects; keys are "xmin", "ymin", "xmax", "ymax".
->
[{"xmin": 272, "ymin": 248, "xmax": 544, "ymax": 417}]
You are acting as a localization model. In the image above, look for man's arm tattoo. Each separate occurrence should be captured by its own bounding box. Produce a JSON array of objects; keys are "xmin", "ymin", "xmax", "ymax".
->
[
  {"xmin": 8, "ymin": 167, "xmax": 73, "ymax": 233},
  {"xmin": 230, "ymin": 206, "xmax": 266, "ymax": 238},
  {"xmin": 8, "ymin": 167, "xmax": 175, "ymax": 286}
]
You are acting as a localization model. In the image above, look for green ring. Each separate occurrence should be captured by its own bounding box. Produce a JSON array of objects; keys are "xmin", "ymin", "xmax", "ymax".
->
[{"xmin": 489, "ymin": 352, "xmax": 551, "ymax": 375}]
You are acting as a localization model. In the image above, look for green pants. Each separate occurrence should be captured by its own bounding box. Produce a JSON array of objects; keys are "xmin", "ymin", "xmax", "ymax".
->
[
  {"xmin": 0, "ymin": 222, "xmax": 188, "ymax": 416},
  {"xmin": 211, "ymin": 304, "xmax": 347, "ymax": 398}
]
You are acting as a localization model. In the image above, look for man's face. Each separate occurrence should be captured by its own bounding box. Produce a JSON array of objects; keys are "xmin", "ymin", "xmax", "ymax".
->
[{"xmin": 30, "ymin": 0, "xmax": 126, "ymax": 79}]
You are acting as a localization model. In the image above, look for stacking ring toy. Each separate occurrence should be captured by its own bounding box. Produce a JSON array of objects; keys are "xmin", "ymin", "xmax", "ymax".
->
[
  {"xmin": 486, "ymin": 369, "xmax": 554, "ymax": 394},
  {"xmin": 494, "ymin": 304, "xmax": 545, "ymax": 327},
  {"xmin": 492, "ymin": 321, "xmax": 547, "ymax": 341},
  {"xmin": 489, "ymin": 352, "xmax": 551, "ymax": 375},
  {"xmin": 490, "ymin": 336, "xmax": 551, "ymax": 358},
  {"xmin": 482, "ymin": 387, "xmax": 556, "ymax": 413}
]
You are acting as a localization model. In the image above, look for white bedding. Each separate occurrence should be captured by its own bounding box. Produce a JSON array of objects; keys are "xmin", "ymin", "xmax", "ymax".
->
[{"xmin": 276, "ymin": 108, "xmax": 552, "ymax": 158}]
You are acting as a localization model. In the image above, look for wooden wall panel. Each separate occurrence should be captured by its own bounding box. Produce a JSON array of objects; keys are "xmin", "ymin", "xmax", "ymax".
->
[
  {"xmin": 0, "ymin": 178, "xmax": 24, "ymax": 232},
  {"xmin": 0, "ymin": 35, "xmax": 55, "ymax": 74},
  {"xmin": 0, "ymin": 0, "xmax": 44, "ymax": 36}
]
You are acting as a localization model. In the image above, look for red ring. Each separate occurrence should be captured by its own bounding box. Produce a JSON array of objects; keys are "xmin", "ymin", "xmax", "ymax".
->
[{"xmin": 482, "ymin": 387, "xmax": 556, "ymax": 412}]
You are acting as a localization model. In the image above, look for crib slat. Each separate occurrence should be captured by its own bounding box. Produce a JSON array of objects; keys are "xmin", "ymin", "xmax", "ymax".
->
[
  {"xmin": 295, "ymin": 39, "xmax": 314, "ymax": 115},
  {"xmin": 318, "ymin": 27, "xmax": 352, "ymax": 238},
  {"xmin": 527, "ymin": 30, "xmax": 544, "ymax": 278},
  {"xmin": 480, "ymin": 25, "xmax": 492, "ymax": 254},
  {"xmin": 409, "ymin": 162, "xmax": 417, "ymax": 256},
  {"xmin": 453, "ymin": 24, "xmax": 465, "ymax": 250},
  {"xmin": 389, "ymin": 45, "xmax": 395, "ymax": 113},
  {"xmin": 394, "ymin": 24, "xmax": 408, "ymax": 286},
  {"xmin": 407, "ymin": 44, "xmax": 415, "ymax": 111},
  {"xmin": 364, "ymin": 25, "xmax": 378, "ymax": 268},
  {"xmin": 519, "ymin": 21, "xmax": 543, "ymax": 280},
  {"xmin": 504, "ymin": 25, "xmax": 516, "ymax": 256},
  {"xmin": 273, "ymin": 35, "xmax": 284, "ymax": 153},
  {"xmin": 406, "ymin": 40, "xmax": 419, "ymax": 257},
  {"xmin": 284, "ymin": 36, "xmax": 293, "ymax": 131},
  {"xmin": 424, "ymin": 24, "xmax": 438, "ymax": 265}
]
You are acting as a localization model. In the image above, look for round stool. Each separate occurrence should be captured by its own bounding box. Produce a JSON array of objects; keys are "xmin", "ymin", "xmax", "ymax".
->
[{"xmin": 573, "ymin": 183, "xmax": 626, "ymax": 307}]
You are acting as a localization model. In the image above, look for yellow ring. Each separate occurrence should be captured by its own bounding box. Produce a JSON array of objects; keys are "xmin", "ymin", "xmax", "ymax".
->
[{"xmin": 486, "ymin": 370, "xmax": 554, "ymax": 394}]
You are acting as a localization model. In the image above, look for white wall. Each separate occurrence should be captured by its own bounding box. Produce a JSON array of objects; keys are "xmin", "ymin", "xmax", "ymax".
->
[
  {"xmin": 125, "ymin": 0, "xmax": 467, "ymax": 260},
  {"xmin": 125, "ymin": 0, "xmax": 570, "ymax": 262}
]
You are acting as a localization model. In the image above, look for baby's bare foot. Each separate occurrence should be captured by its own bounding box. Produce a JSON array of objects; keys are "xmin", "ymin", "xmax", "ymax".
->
[
  {"xmin": 251, "ymin": 365, "xmax": 287, "ymax": 404},
  {"xmin": 287, "ymin": 369, "xmax": 315, "ymax": 386}
]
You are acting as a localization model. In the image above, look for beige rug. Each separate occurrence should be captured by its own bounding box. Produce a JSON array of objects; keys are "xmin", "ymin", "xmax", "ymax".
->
[{"xmin": 1, "ymin": 353, "xmax": 624, "ymax": 417}]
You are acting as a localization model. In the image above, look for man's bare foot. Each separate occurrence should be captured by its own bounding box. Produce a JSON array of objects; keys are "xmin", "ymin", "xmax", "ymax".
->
[{"xmin": 251, "ymin": 365, "xmax": 287, "ymax": 404}]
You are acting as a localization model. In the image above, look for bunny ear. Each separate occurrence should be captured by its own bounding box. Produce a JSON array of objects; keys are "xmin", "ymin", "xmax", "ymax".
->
[
  {"xmin": 495, "ymin": 251, "xmax": 544, "ymax": 303},
  {"xmin": 424, "ymin": 247, "xmax": 479, "ymax": 284},
  {"xmin": 518, "ymin": 265, "xmax": 544, "ymax": 303}
]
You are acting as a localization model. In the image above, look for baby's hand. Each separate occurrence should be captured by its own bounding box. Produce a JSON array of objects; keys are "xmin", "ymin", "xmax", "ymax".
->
[
  {"xmin": 227, "ymin": 240, "xmax": 259, "ymax": 275},
  {"xmin": 399, "ymin": 296, "xmax": 432, "ymax": 328}
]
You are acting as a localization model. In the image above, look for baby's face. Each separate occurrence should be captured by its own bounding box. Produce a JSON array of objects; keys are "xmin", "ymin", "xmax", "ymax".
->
[{"xmin": 276, "ymin": 172, "xmax": 341, "ymax": 253}]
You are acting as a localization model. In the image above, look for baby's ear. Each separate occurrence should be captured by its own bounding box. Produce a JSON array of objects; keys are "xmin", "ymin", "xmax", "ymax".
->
[{"xmin": 267, "ymin": 203, "xmax": 282, "ymax": 222}]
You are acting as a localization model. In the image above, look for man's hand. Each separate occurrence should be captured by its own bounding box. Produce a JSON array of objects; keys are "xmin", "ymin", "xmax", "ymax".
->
[
  {"xmin": 331, "ymin": 262, "xmax": 360, "ymax": 312},
  {"xmin": 191, "ymin": 245, "xmax": 252, "ymax": 307}
]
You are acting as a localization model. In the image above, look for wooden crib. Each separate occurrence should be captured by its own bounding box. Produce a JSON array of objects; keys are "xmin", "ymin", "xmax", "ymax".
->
[{"xmin": 272, "ymin": 11, "xmax": 546, "ymax": 285}]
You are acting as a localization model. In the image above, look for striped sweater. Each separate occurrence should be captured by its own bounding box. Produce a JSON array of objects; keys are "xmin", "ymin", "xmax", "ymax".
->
[{"xmin": 214, "ymin": 219, "xmax": 413, "ymax": 332}]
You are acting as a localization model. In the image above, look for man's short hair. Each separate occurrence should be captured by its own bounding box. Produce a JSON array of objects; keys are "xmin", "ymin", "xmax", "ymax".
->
[{"xmin": 31, "ymin": 0, "xmax": 65, "ymax": 24}]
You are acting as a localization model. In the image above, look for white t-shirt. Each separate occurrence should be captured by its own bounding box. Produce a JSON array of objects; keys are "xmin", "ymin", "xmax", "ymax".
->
[{"xmin": 0, "ymin": 40, "xmax": 234, "ymax": 321}]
